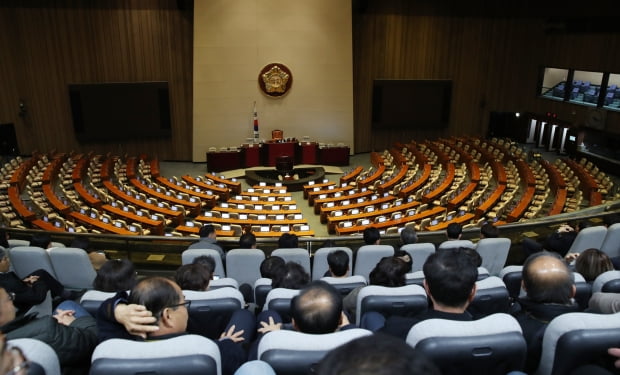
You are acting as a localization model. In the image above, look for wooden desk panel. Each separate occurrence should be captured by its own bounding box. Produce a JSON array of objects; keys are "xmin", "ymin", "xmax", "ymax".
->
[
  {"xmin": 426, "ymin": 213, "xmax": 476, "ymax": 231},
  {"xmin": 548, "ymin": 189, "xmax": 567, "ymax": 216},
  {"xmin": 475, "ymin": 184, "xmax": 507, "ymax": 218},
  {"xmin": 378, "ymin": 164, "xmax": 409, "ymax": 194},
  {"xmin": 447, "ymin": 182, "xmax": 478, "ymax": 210},
  {"xmin": 181, "ymin": 175, "xmax": 230, "ymax": 199},
  {"xmin": 207, "ymin": 150, "xmax": 242, "ymax": 172},
  {"xmin": 422, "ymin": 163, "xmax": 455, "ymax": 203},
  {"xmin": 205, "ymin": 173, "xmax": 241, "ymax": 194},
  {"xmin": 70, "ymin": 212, "xmax": 136, "ymax": 235},
  {"xmin": 335, "ymin": 206, "xmax": 445, "ymax": 235},
  {"xmin": 129, "ymin": 178, "xmax": 201, "ymax": 216},
  {"xmin": 31, "ymin": 219, "xmax": 66, "ymax": 232},
  {"xmin": 196, "ymin": 215, "xmax": 307, "ymax": 227},
  {"xmin": 241, "ymin": 144, "xmax": 262, "ymax": 168},
  {"xmin": 327, "ymin": 200, "xmax": 420, "ymax": 234},
  {"xmin": 102, "ymin": 204, "xmax": 165, "ymax": 235},
  {"xmin": 42, "ymin": 184, "xmax": 71, "ymax": 214},
  {"xmin": 308, "ymin": 185, "xmax": 355, "ymax": 206},
  {"xmin": 155, "ymin": 176, "xmax": 217, "ymax": 208},
  {"xmin": 319, "ymin": 195, "xmax": 395, "ymax": 221},
  {"xmin": 318, "ymin": 146, "xmax": 350, "ymax": 166},
  {"xmin": 212, "ymin": 206, "xmax": 302, "ymax": 216},
  {"xmin": 73, "ymin": 182, "xmax": 103, "ymax": 209},
  {"xmin": 297, "ymin": 142, "xmax": 318, "ymax": 164},
  {"xmin": 264, "ymin": 141, "xmax": 296, "ymax": 166},
  {"xmin": 8, "ymin": 186, "xmax": 36, "ymax": 221},
  {"xmin": 506, "ymin": 186, "xmax": 536, "ymax": 222},
  {"xmin": 399, "ymin": 164, "xmax": 432, "ymax": 198},
  {"xmin": 314, "ymin": 190, "xmax": 375, "ymax": 215},
  {"xmin": 340, "ymin": 166, "xmax": 363, "ymax": 185},
  {"xmin": 358, "ymin": 165, "xmax": 386, "ymax": 188}
]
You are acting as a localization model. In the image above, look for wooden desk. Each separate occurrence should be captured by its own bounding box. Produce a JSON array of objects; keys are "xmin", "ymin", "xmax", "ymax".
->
[
  {"xmin": 31, "ymin": 219, "xmax": 66, "ymax": 232},
  {"xmin": 42, "ymin": 157, "xmax": 64, "ymax": 184},
  {"xmin": 149, "ymin": 159, "xmax": 161, "ymax": 178},
  {"xmin": 264, "ymin": 141, "xmax": 296, "ymax": 166},
  {"xmin": 378, "ymin": 165, "xmax": 409, "ymax": 194},
  {"xmin": 102, "ymin": 204, "xmax": 165, "ymax": 235},
  {"xmin": 426, "ymin": 213, "xmax": 476, "ymax": 231},
  {"xmin": 422, "ymin": 163, "xmax": 455, "ymax": 203},
  {"xmin": 515, "ymin": 159, "xmax": 536, "ymax": 186},
  {"xmin": 506, "ymin": 186, "xmax": 536, "ymax": 222},
  {"xmin": 303, "ymin": 182, "xmax": 336, "ymax": 199},
  {"xmin": 73, "ymin": 182, "xmax": 103, "ymax": 209},
  {"xmin": 205, "ymin": 174, "xmax": 241, "ymax": 194},
  {"xmin": 319, "ymin": 195, "xmax": 395, "ymax": 221},
  {"xmin": 340, "ymin": 166, "xmax": 363, "ymax": 185},
  {"xmin": 213, "ymin": 205, "xmax": 302, "ymax": 216},
  {"xmin": 175, "ymin": 225, "xmax": 314, "ymax": 238},
  {"xmin": 174, "ymin": 225, "xmax": 235, "ymax": 237},
  {"xmin": 548, "ymin": 189, "xmax": 568, "ymax": 216},
  {"xmin": 207, "ymin": 150, "xmax": 242, "ymax": 172},
  {"xmin": 399, "ymin": 164, "xmax": 432, "ymax": 197},
  {"xmin": 71, "ymin": 157, "xmax": 88, "ymax": 182},
  {"xmin": 196, "ymin": 215, "xmax": 307, "ymax": 227},
  {"xmin": 129, "ymin": 178, "xmax": 201, "ymax": 216},
  {"xmin": 564, "ymin": 158, "xmax": 598, "ymax": 196},
  {"xmin": 308, "ymin": 185, "xmax": 355, "ymax": 206},
  {"xmin": 241, "ymin": 144, "xmax": 262, "ymax": 168},
  {"xmin": 182, "ymin": 175, "xmax": 230, "ymax": 200},
  {"xmin": 42, "ymin": 184, "xmax": 71, "ymax": 214},
  {"xmin": 335, "ymin": 206, "xmax": 445, "ymax": 235},
  {"xmin": 475, "ymin": 184, "xmax": 507, "ymax": 218},
  {"xmin": 297, "ymin": 142, "xmax": 318, "ymax": 164},
  {"xmin": 70, "ymin": 212, "xmax": 136, "ymax": 235},
  {"xmin": 8, "ymin": 186, "xmax": 36, "ymax": 221},
  {"xmin": 156, "ymin": 176, "xmax": 217, "ymax": 208},
  {"xmin": 327, "ymin": 200, "xmax": 420, "ymax": 234},
  {"xmin": 447, "ymin": 182, "xmax": 478, "ymax": 210},
  {"xmin": 358, "ymin": 165, "xmax": 386, "ymax": 188},
  {"xmin": 314, "ymin": 190, "xmax": 374, "ymax": 215}
]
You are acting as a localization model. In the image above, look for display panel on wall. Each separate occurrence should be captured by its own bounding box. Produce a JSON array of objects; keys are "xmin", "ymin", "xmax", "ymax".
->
[
  {"xmin": 538, "ymin": 67, "xmax": 620, "ymax": 113},
  {"xmin": 371, "ymin": 79, "xmax": 452, "ymax": 130},
  {"xmin": 69, "ymin": 82, "xmax": 172, "ymax": 142}
]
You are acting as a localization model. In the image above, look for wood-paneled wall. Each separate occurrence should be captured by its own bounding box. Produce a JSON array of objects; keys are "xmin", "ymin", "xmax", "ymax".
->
[
  {"xmin": 353, "ymin": 1, "xmax": 620, "ymax": 153},
  {"xmin": 0, "ymin": 0, "xmax": 193, "ymax": 160}
]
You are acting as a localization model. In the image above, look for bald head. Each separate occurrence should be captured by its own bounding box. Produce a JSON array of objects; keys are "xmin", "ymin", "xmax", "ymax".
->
[
  {"xmin": 291, "ymin": 281, "xmax": 342, "ymax": 334},
  {"xmin": 522, "ymin": 253, "xmax": 575, "ymax": 305}
]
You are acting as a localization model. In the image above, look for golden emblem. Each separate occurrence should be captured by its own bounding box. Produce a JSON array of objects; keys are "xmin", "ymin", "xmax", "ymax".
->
[{"xmin": 259, "ymin": 63, "xmax": 293, "ymax": 97}]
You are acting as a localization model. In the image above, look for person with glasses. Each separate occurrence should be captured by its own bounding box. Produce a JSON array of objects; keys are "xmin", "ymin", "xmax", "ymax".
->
[{"xmin": 97, "ymin": 277, "xmax": 255, "ymax": 375}]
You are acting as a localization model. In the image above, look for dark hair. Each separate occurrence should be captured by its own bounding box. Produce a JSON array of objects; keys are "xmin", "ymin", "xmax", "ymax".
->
[
  {"xmin": 576, "ymin": 221, "xmax": 591, "ymax": 231},
  {"xmin": 175, "ymin": 263, "xmax": 211, "ymax": 291},
  {"xmin": 603, "ymin": 214, "xmax": 620, "ymax": 227},
  {"xmin": 461, "ymin": 247, "xmax": 482, "ymax": 268},
  {"xmin": 277, "ymin": 233, "xmax": 299, "ymax": 248},
  {"xmin": 260, "ymin": 256, "xmax": 285, "ymax": 279},
  {"xmin": 369, "ymin": 257, "xmax": 408, "ymax": 287},
  {"xmin": 327, "ymin": 250, "xmax": 349, "ymax": 277},
  {"xmin": 128, "ymin": 277, "xmax": 181, "ymax": 323},
  {"xmin": 239, "ymin": 232, "xmax": 257, "ymax": 249},
  {"xmin": 0, "ymin": 230, "xmax": 9, "ymax": 248},
  {"xmin": 272, "ymin": 261, "xmax": 310, "ymax": 289},
  {"xmin": 291, "ymin": 281, "xmax": 342, "ymax": 334},
  {"xmin": 30, "ymin": 233, "xmax": 51, "ymax": 248},
  {"xmin": 93, "ymin": 259, "xmax": 137, "ymax": 292},
  {"xmin": 575, "ymin": 248, "xmax": 613, "ymax": 282},
  {"xmin": 480, "ymin": 223, "xmax": 499, "ymax": 238},
  {"xmin": 192, "ymin": 255, "xmax": 216, "ymax": 275},
  {"xmin": 400, "ymin": 227, "xmax": 418, "ymax": 245},
  {"xmin": 198, "ymin": 224, "xmax": 215, "ymax": 238},
  {"xmin": 423, "ymin": 249, "xmax": 478, "ymax": 308},
  {"xmin": 363, "ymin": 227, "xmax": 380, "ymax": 245},
  {"xmin": 70, "ymin": 236, "xmax": 91, "ymax": 251},
  {"xmin": 446, "ymin": 223, "xmax": 462, "ymax": 239},
  {"xmin": 316, "ymin": 333, "xmax": 441, "ymax": 375},
  {"xmin": 522, "ymin": 252, "xmax": 574, "ymax": 304},
  {"xmin": 393, "ymin": 250, "xmax": 413, "ymax": 273}
]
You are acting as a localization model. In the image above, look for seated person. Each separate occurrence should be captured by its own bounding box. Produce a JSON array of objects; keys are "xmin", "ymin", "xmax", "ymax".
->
[
  {"xmin": 400, "ymin": 227, "xmax": 418, "ymax": 246},
  {"xmin": 175, "ymin": 263, "xmax": 211, "ymax": 291},
  {"xmin": 479, "ymin": 222, "xmax": 499, "ymax": 239},
  {"xmin": 366, "ymin": 249, "xmax": 478, "ymax": 339},
  {"xmin": 0, "ymin": 230, "xmax": 9, "ymax": 249},
  {"xmin": 323, "ymin": 250, "xmax": 350, "ymax": 278},
  {"xmin": 187, "ymin": 224, "xmax": 225, "ymax": 259},
  {"xmin": 260, "ymin": 256, "xmax": 285, "ymax": 280},
  {"xmin": 271, "ymin": 262, "xmax": 310, "ymax": 290},
  {"xmin": 570, "ymin": 248, "xmax": 614, "ymax": 283},
  {"xmin": 29, "ymin": 233, "xmax": 52, "ymax": 249},
  {"xmin": 93, "ymin": 259, "xmax": 137, "ymax": 293},
  {"xmin": 238, "ymin": 233, "xmax": 257, "ymax": 249},
  {"xmin": 394, "ymin": 250, "xmax": 413, "ymax": 273},
  {"xmin": 521, "ymin": 221, "xmax": 589, "ymax": 258},
  {"xmin": 277, "ymin": 233, "xmax": 299, "ymax": 249},
  {"xmin": 192, "ymin": 255, "xmax": 217, "ymax": 279}
]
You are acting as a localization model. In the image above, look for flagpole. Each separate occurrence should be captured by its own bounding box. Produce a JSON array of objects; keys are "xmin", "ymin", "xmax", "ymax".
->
[{"xmin": 253, "ymin": 101, "xmax": 260, "ymax": 143}]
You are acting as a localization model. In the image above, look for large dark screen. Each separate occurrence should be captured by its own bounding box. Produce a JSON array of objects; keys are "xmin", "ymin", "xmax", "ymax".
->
[
  {"xmin": 372, "ymin": 79, "xmax": 452, "ymax": 130},
  {"xmin": 69, "ymin": 81, "xmax": 172, "ymax": 142}
]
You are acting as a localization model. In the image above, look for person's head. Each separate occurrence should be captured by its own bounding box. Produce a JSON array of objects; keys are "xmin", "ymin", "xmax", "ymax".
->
[
  {"xmin": 522, "ymin": 252, "xmax": 575, "ymax": 305},
  {"xmin": 423, "ymin": 249, "xmax": 478, "ymax": 310},
  {"xmin": 327, "ymin": 250, "xmax": 350, "ymax": 277},
  {"xmin": 369, "ymin": 257, "xmax": 408, "ymax": 287},
  {"xmin": 400, "ymin": 227, "xmax": 418, "ymax": 245},
  {"xmin": 461, "ymin": 247, "xmax": 482, "ymax": 268},
  {"xmin": 574, "ymin": 248, "xmax": 613, "ymax": 282},
  {"xmin": 363, "ymin": 227, "xmax": 380, "ymax": 245},
  {"xmin": 603, "ymin": 214, "xmax": 620, "ymax": 227},
  {"xmin": 316, "ymin": 333, "xmax": 441, "ymax": 375},
  {"xmin": 30, "ymin": 233, "xmax": 51, "ymax": 248},
  {"xmin": 575, "ymin": 220, "xmax": 591, "ymax": 232},
  {"xmin": 128, "ymin": 277, "xmax": 189, "ymax": 337},
  {"xmin": 260, "ymin": 256, "xmax": 285, "ymax": 279},
  {"xmin": 272, "ymin": 261, "xmax": 310, "ymax": 289},
  {"xmin": 93, "ymin": 259, "xmax": 137, "ymax": 292},
  {"xmin": 393, "ymin": 250, "xmax": 413, "ymax": 273},
  {"xmin": 175, "ymin": 263, "xmax": 211, "ymax": 291},
  {"xmin": 480, "ymin": 223, "xmax": 499, "ymax": 238},
  {"xmin": 239, "ymin": 232, "xmax": 257, "ymax": 249},
  {"xmin": 192, "ymin": 255, "xmax": 216, "ymax": 276},
  {"xmin": 70, "ymin": 236, "xmax": 91, "ymax": 251},
  {"xmin": 0, "ymin": 230, "xmax": 8, "ymax": 249},
  {"xmin": 291, "ymin": 281, "xmax": 342, "ymax": 334},
  {"xmin": 198, "ymin": 224, "xmax": 216, "ymax": 239},
  {"xmin": 0, "ymin": 287, "xmax": 17, "ymax": 326},
  {"xmin": 0, "ymin": 249, "xmax": 10, "ymax": 273},
  {"xmin": 277, "ymin": 233, "xmax": 299, "ymax": 248},
  {"xmin": 446, "ymin": 223, "xmax": 462, "ymax": 240}
]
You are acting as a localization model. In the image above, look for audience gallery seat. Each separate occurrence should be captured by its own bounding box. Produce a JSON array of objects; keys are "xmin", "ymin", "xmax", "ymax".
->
[
  {"xmin": 399, "ymin": 243, "xmax": 435, "ymax": 273},
  {"xmin": 592, "ymin": 270, "xmax": 620, "ymax": 293},
  {"xmin": 475, "ymin": 237, "xmax": 511, "ymax": 276},
  {"xmin": 262, "ymin": 288, "xmax": 301, "ymax": 323},
  {"xmin": 183, "ymin": 289, "xmax": 245, "ymax": 341},
  {"xmin": 225, "ymin": 249, "xmax": 265, "ymax": 289},
  {"xmin": 48, "ymin": 247, "xmax": 97, "ymax": 290},
  {"xmin": 270, "ymin": 248, "xmax": 311, "ymax": 275},
  {"xmin": 353, "ymin": 244, "xmax": 394, "ymax": 282},
  {"xmin": 181, "ymin": 249, "xmax": 226, "ymax": 278},
  {"xmin": 312, "ymin": 247, "xmax": 353, "ymax": 280},
  {"xmin": 355, "ymin": 284, "xmax": 428, "ymax": 324},
  {"xmin": 7, "ymin": 246, "xmax": 58, "ymax": 280},
  {"xmin": 8, "ymin": 338, "xmax": 59, "ymax": 375},
  {"xmin": 90, "ymin": 334, "xmax": 221, "ymax": 375},
  {"xmin": 600, "ymin": 222, "xmax": 620, "ymax": 258},
  {"xmin": 320, "ymin": 275, "xmax": 367, "ymax": 296},
  {"xmin": 467, "ymin": 276, "xmax": 511, "ymax": 320},
  {"xmin": 566, "ymin": 225, "xmax": 607, "ymax": 255}
]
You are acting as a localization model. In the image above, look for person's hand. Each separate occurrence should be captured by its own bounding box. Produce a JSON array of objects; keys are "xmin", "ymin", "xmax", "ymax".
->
[
  {"xmin": 114, "ymin": 303, "xmax": 159, "ymax": 339},
  {"xmin": 608, "ymin": 347, "xmax": 620, "ymax": 368},
  {"xmin": 558, "ymin": 224, "xmax": 574, "ymax": 233},
  {"xmin": 564, "ymin": 252, "xmax": 579, "ymax": 262},
  {"xmin": 53, "ymin": 309, "xmax": 76, "ymax": 326},
  {"xmin": 21, "ymin": 275, "xmax": 39, "ymax": 285},
  {"xmin": 257, "ymin": 316, "xmax": 282, "ymax": 334},
  {"xmin": 219, "ymin": 325, "xmax": 245, "ymax": 343},
  {"xmin": 337, "ymin": 312, "xmax": 350, "ymax": 330},
  {"xmin": 0, "ymin": 333, "xmax": 28, "ymax": 375}
]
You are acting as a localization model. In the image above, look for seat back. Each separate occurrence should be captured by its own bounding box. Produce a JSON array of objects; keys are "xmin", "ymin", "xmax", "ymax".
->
[
  {"xmin": 182, "ymin": 249, "xmax": 225, "ymax": 278},
  {"xmin": 592, "ymin": 270, "xmax": 620, "ymax": 293},
  {"xmin": 7, "ymin": 246, "xmax": 57, "ymax": 279},
  {"xmin": 406, "ymin": 313, "xmax": 527, "ymax": 375},
  {"xmin": 405, "ymin": 270, "xmax": 425, "ymax": 286},
  {"xmin": 271, "ymin": 248, "xmax": 311, "ymax": 275},
  {"xmin": 258, "ymin": 329, "xmax": 372, "ymax": 375},
  {"xmin": 8, "ymin": 338, "xmax": 60, "ymax": 375},
  {"xmin": 467, "ymin": 276, "xmax": 511, "ymax": 319},
  {"xmin": 320, "ymin": 276, "xmax": 367, "ymax": 296},
  {"xmin": 573, "ymin": 272, "xmax": 592, "ymax": 311},
  {"xmin": 90, "ymin": 334, "xmax": 221, "ymax": 375},
  {"xmin": 475, "ymin": 238, "xmax": 511, "ymax": 276},
  {"xmin": 567, "ymin": 226, "xmax": 607, "ymax": 254},
  {"xmin": 499, "ymin": 265, "xmax": 523, "ymax": 300},
  {"xmin": 437, "ymin": 239, "xmax": 475, "ymax": 251},
  {"xmin": 400, "ymin": 243, "xmax": 435, "ymax": 272},
  {"xmin": 7, "ymin": 239, "xmax": 29, "ymax": 248},
  {"xmin": 80, "ymin": 290, "xmax": 117, "ymax": 316},
  {"xmin": 536, "ymin": 312, "xmax": 620, "ymax": 375},
  {"xmin": 208, "ymin": 278, "xmax": 239, "ymax": 290},
  {"xmin": 262, "ymin": 288, "xmax": 301, "ymax": 323},
  {"xmin": 184, "ymin": 289, "xmax": 244, "ymax": 340},
  {"xmin": 353, "ymin": 245, "xmax": 394, "ymax": 281},
  {"xmin": 312, "ymin": 247, "xmax": 353, "ymax": 280},
  {"xmin": 48, "ymin": 247, "xmax": 97, "ymax": 289},
  {"xmin": 254, "ymin": 278, "xmax": 273, "ymax": 309},
  {"xmin": 600, "ymin": 223, "xmax": 620, "ymax": 258},
  {"xmin": 355, "ymin": 284, "xmax": 428, "ymax": 324},
  {"xmin": 225, "ymin": 249, "xmax": 265, "ymax": 288}
]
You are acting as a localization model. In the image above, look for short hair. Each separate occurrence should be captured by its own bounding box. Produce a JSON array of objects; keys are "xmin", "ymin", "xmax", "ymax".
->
[
  {"xmin": 480, "ymin": 223, "xmax": 499, "ymax": 238},
  {"xmin": 277, "ymin": 233, "xmax": 299, "ymax": 248},
  {"xmin": 70, "ymin": 236, "xmax": 91, "ymax": 251},
  {"xmin": 291, "ymin": 281, "xmax": 342, "ymax": 334},
  {"xmin": 461, "ymin": 247, "xmax": 482, "ymax": 268},
  {"xmin": 522, "ymin": 252, "xmax": 574, "ymax": 304},
  {"xmin": 198, "ymin": 224, "xmax": 215, "ymax": 238},
  {"xmin": 327, "ymin": 250, "xmax": 349, "ymax": 277},
  {"xmin": 128, "ymin": 277, "xmax": 181, "ymax": 323},
  {"xmin": 423, "ymin": 249, "xmax": 478, "ymax": 308},
  {"xmin": 272, "ymin": 261, "xmax": 310, "ymax": 289},
  {"xmin": 93, "ymin": 259, "xmax": 137, "ymax": 292},
  {"xmin": 0, "ymin": 230, "xmax": 9, "ymax": 248},
  {"xmin": 260, "ymin": 256, "xmax": 285, "ymax": 279},
  {"xmin": 575, "ymin": 248, "xmax": 613, "ymax": 282},
  {"xmin": 192, "ymin": 255, "xmax": 216, "ymax": 275},
  {"xmin": 239, "ymin": 232, "xmax": 257, "ymax": 249},
  {"xmin": 369, "ymin": 257, "xmax": 408, "ymax": 287},
  {"xmin": 400, "ymin": 227, "xmax": 418, "ymax": 245},
  {"xmin": 393, "ymin": 250, "xmax": 413, "ymax": 273},
  {"xmin": 30, "ymin": 233, "xmax": 51, "ymax": 248},
  {"xmin": 603, "ymin": 214, "xmax": 620, "ymax": 227},
  {"xmin": 316, "ymin": 333, "xmax": 441, "ymax": 375},
  {"xmin": 363, "ymin": 227, "xmax": 380, "ymax": 245},
  {"xmin": 175, "ymin": 263, "xmax": 211, "ymax": 291},
  {"xmin": 446, "ymin": 223, "xmax": 462, "ymax": 239}
]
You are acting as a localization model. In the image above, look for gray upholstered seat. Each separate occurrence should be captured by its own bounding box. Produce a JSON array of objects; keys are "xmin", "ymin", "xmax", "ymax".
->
[
  {"xmin": 475, "ymin": 238, "xmax": 511, "ymax": 276},
  {"xmin": 400, "ymin": 243, "xmax": 435, "ymax": 272},
  {"xmin": 353, "ymin": 244, "xmax": 394, "ymax": 282},
  {"xmin": 181, "ymin": 248, "xmax": 225, "ymax": 278},
  {"xmin": 312, "ymin": 247, "xmax": 353, "ymax": 280},
  {"xmin": 48, "ymin": 247, "xmax": 96, "ymax": 289}
]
